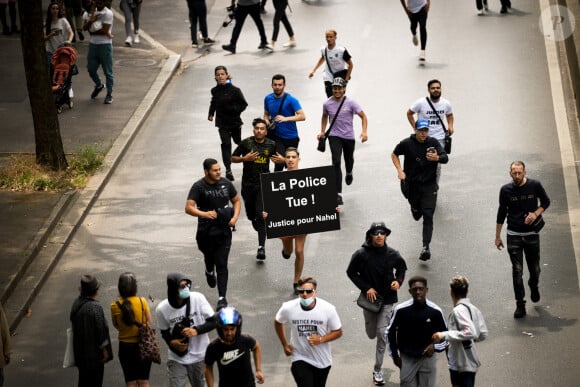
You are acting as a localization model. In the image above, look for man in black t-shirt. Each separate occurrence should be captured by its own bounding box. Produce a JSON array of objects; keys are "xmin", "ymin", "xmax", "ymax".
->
[
  {"xmin": 391, "ymin": 119, "xmax": 448, "ymax": 262},
  {"xmin": 205, "ymin": 307, "xmax": 264, "ymax": 387},
  {"xmin": 185, "ymin": 158, "xmax": 241, "ymax": 310},
  {"xmin": 232, "ymin": 118, "xmax": 284, "ymax": 261}
]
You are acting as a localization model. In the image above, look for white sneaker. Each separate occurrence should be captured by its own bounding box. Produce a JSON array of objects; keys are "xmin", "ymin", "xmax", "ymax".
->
[
  {"xmin": 283, "ymin": 40, "xmax": 296, "ymax": 47},
  {"xmin": 373, "ymin": 371, "xmax": 385, "ymax": 386},
  {"xmin": 124, "ymin": 36, "xmax": 132, "ymax": 46},
  {"xmin": 133, "ymin": 34, "xmax": 140, "ymax": 44},
  {"xmin": 412, "ymin": 34, "xmax": 418, "ymax": 46},
  {"xmin": 264, "ymin": 43, "xmax": 274, "ymax": 52},
  {"xmin": 477, "ymin": 9, "xmax": 484, "ymax": 15},
  {"xmin": 68, "ymin": 87, "xmax": 74, "ymax": 98},
  {"xmin": 419, "ymin": 50, "xmax": 426, "ymax": 61}
]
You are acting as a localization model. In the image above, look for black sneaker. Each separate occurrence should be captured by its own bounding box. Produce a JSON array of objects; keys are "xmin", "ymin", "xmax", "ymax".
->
[
  {"xmin": 345, "ymin": 173, "xmax": 353, "ymax": 186},
  {"xmin": 530, "ymin": 287, "xmax": 540, "ymax": 303},
  {"xmin": 222, "ymin": 44, "xmax": 236, "ymax": 54},
  {"xmin": 337, "ymin": 194, "xmax": 344, "ymax": 206},
  {"xmin": 91, "ymin": 84, "xmax": 104, "ymax": 99},
  {"xmin": 216, "ymin": 297, "xmax": 228, "ymax": 310},
  {"xmin": 282, "ymin": 250, "xmax": 291, "ymax": 259},
  {"xmin": 226, "ymin": 170, "xmax": 235, "ymax": 181},
  {"xmin": 256, "ymin": 246, "xmax": 266, "ymax": 261},
  {"xmin": 203, "ymin": 37, "xmax": 216, "ymax": 45},
  {"xmin": 104, "ymin": 94, "xmax": 113, "ymax": 104},
  {"xmin": 419, "ymin": 247, "xmax": 431, "ymax": 261},
  {"xmin": 514, "ymin": 302, "xmax": 526, "ymax": 318},
  {"xmin": 205, "ymin": 271, "xmax": 217, "ymax": 288},
  {"xmin": 500, "ymin": 6, "xmax": 508, "ymax": 13}
]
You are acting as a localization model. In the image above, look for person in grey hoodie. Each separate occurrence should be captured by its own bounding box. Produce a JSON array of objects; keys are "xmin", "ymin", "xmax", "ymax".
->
[
  {"xmin": 156, "ymin": 273, "xmax": 216, "ymax": 387},
  {"xmin": 432, "ymin": 275, "xmax": 488, "ymax": 387}
]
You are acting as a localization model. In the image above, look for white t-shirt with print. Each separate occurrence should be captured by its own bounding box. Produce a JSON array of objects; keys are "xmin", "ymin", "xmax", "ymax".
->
[
  {"xmin": 410, "ymin": 97, "xmax": 453, "ymax": 140},
  {"xmin": 275, "ymin": 297, "xmax": 342, "ymax": 369}
]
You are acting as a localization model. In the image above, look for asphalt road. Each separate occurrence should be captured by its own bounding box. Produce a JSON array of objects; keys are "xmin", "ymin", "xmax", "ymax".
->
[{"xmin": 8, "ymin": 0, "xmax": 580, "ymax": 386}]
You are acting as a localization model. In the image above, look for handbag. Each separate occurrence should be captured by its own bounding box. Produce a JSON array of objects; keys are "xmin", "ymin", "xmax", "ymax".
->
[
  {"xmin": 317, "ymin": 96, "xmax": 346, "ymax": 152},
  {"xmin": 357, "ymin": 292, "xmax": 383, "ymax": 313},
  {"xmin": 62, "ymin": 327, "xmax": 75, "ymax": 368},
  {"xmin": 267, "ymin": 92, "xmax": 288, "ymax": 139},
  {"xmin": 531, "ymin": 214, "xmax": 545, "ymax": 232},
  {"xmin": 136, "ymin": 298, "xmax": 161, "ymax": 364},
  {"xmin": 425, "ymin": 97, "xmax": 452, "ymax": 154}
]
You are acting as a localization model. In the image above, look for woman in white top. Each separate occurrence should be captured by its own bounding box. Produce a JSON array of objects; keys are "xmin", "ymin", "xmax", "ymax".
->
[{"xmin": 44, "ymin": 1, "xmax": 73, "ymax": 56}]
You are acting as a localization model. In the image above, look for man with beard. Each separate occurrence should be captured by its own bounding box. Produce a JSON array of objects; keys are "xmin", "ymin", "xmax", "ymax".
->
[
  {"xmin": 232, "ymin": 118, "xmax": 285, "ymax": 261},
  {"xmin": 186, "ymin": 159, "xmax": 241, "ymax": 310},
  {"xmin": 346, "ymin": 222, "xmax": 407, "ymax": 386},
  {"xmin": 263, "ymin": 74, "xmax": 305, "ymax": 172},
  {"xmin": 391, "ymin": 119, "xmax": 448, "ymax": 261}
]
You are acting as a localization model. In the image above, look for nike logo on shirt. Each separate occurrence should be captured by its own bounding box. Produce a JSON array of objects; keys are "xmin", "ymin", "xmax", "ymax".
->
[{"xmin": 220, "ymin": 349, "xmax": 245, "ymax": 366}]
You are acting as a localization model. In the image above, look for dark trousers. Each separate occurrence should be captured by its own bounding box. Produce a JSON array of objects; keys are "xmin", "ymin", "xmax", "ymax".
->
[
  {"xmin": 218, "ymin": 126, "xmax": 242, "ymax": 171},
  {"xmin": 77, "ymin": 364, "xmax": 104, "ymax": 387},
  {"xmin": 242, "ymin": 185, "xmax": 266, "ymax": 246},
  {"xmin": 273, "ymin": 136, "xmax": 299, "ymax": 171},
  {"xmin": 323, "ymin": 81, "xmax": 333, "ymax": 98},
  {"xmin": 229, "ymin": 3, "xmax": 268, "ymax": 47},
  {"xmin": 186, "ymin": 0, "xmax": 208, "ymax": 43},
  {"xmin": 409, "ymin": 7, "xmax": 428, "ymax": 50},
  {"xmin": 0, "ymin": 1, "xmax": 17, "ymax": 31},
  {"xmin": 407, "ymin": 181, "xmax": 438, "ymax": 245},
  {"xmin": 450, "ymin": 369, "xmax": 476, "ymax": 387},
  {"xmin": 196, "ymin": 234, "xmax": 232, "ymax": 298},
  {"xmin": 329, "ymin": 136, "xmax": 355, "ymax": 194},
  {"xmin": 291, "ymin": 360, "xmax": 331, "ymax": 387},
  {"xmin": 272, "ymin": 0, "xmax": 293, "ymax": 41},
  {"xmin": 475, "ymin": 0, "xmax": 488, "ymax": 10},
  {"xmin": 507, "ymin": 234, "xmax": 541, "ymax": 302}
]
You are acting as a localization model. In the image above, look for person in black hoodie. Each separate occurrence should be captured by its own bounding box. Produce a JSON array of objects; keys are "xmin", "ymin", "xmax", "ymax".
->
[
  {"xmin": 155, "ymin": 273, "xmax": 216, "ymax": 387},
  {"xmin": 70, "ymin": 274, "xmax": 112, "ymax": 387},
  {"xmin": 347, "ymin": 222, "xmax": 407, "ymax": 386},
  {"xmin": 208, "ymin": 65, "xmax": 248, "ymax": 182}
]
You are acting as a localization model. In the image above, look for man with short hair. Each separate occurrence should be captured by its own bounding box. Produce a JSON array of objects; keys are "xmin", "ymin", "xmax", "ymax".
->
[
  {"xmin": 387, "ymin": 275, "xmax": 447, "ymax": 387},
  {"xmin": 222, "ymin": 0, "xmax": 272, "ymax": 54},
  {"xmin": 391, "ymin": 118, "xmax": 448, "ymax": 261},
  {"xmin": 400, "ymin": 0, "xmax": 430, "ymax": 61},
  {"xmin": 82, "ymin": 0, "xmax": 114, "ymax": 104},
  {"xmin": 185, "ymin": 159, "xmax": 241, "ymax": 310},
  {"xmin": 156, "ymin": 273, "xmax": 216, "ymax": 387},
  {"xmin": 347, "ymin": 222, "xmax": 407, "ymax": 386},
  {"xmin": 406, "ymin": 79, "xmax": 454, "ymax": 150},
  {"xmin": 309, "ymin": 29, "xmax": 353, "ymax": 98},
  {"xmin": 204, "ymin": 307, "xmax": 265, "ymax": 386},
  {"xmin": 432, "ymin": 275, "xmax": 488, "ymax": 387},
  {"xmin": 317, "ymin": 77, "xmax": 368, "ymax": 206},
  {"xmin": 232, "ymin": 118, "xmax": 284, "ymax": 261},
  {"xmin": 274, "ymin": 276, "xmax": 343, "ymax": 387},
  {"xmin": 263, "ymin": 74, "xmax": 305, "ymax": 171},
  {"xmin": 495, "ymin": 161, "xmax": 550, "ymax": 318}
]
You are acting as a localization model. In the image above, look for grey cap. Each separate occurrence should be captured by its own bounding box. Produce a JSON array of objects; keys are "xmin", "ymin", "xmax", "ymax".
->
[{"xmin": 331, "ymin": 77, "xmax": 347, "ymax": 87}]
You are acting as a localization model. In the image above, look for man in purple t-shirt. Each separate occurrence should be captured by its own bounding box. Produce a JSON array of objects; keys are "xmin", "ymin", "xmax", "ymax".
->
[{"xmin": 317, "ymin": 78, "xmax": 367, "ymax": 206}]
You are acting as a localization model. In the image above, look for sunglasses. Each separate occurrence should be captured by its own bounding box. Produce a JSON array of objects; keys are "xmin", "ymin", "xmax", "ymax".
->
[
  {"xmin": 178, "ymin": 283, "xmax": 190, "ymax": 290},
  {"xmin": 371, "ymin": 229, "xmax": 386, "ymax": 236},
  {"xmin": 297, "ymin": 289, "xmax": 314, "ymax": 295}
]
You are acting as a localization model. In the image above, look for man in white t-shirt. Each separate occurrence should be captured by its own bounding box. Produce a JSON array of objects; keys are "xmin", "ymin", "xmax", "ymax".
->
[
  {"xmin": 407, "ymin": 79, "xmax": 454, "ymax": 149},
  {"xmin": 82, "ymin": 0, "xmax": 114, "ymax": 104},
  {"xmin": 274, "ymin": 276, "xmax": 343, "ymax": 387},
  {"xmin": 156, "ymin": 273, "xmax": 216, "ymax": 387},
  {"xmin": 308, "ymin": 29, "xmax": 353, "ymax": 98}
]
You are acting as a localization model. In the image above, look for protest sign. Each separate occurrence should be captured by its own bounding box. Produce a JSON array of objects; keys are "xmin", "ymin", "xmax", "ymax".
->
[{"xmin": 261, "ymin": 166, "xmax": 340, "ymax": 238}]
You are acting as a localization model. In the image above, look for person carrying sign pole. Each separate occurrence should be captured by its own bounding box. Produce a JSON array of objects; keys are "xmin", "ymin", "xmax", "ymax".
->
[{"xmin": 232, "ymin": 118, "xmax": 285, "ymax": 261}]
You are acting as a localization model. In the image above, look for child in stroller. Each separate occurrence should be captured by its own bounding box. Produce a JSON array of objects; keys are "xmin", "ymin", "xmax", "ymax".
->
[{"xmin": 51, "ymin": 45, "xmax": 78, "ymax": 113}]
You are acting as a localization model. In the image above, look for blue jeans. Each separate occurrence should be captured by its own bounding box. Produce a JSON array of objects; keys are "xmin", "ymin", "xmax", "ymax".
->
[
  {"xmin": 507, "ymin": 234, "xmax": 541, "ymax": 302},
  {"xmin": 450, "ymin": 369, "xmax": 475, "ymax": 387},
  {"xmin": 87, "ymin": 43, "xmax": 114, "ymax": 95}
]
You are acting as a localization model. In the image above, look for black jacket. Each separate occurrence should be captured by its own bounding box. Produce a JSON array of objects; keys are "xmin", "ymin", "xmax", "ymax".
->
[
  {"xmin": 393, "ymin": 134, "xmax": 448, "ymax": 184},
  {"xmin": 208, "ymin": 82, "xmax": 248, "ymax": 128},
  {"xmin": 347, "ymin": 241, "xmax": 407, "ymax": 305}
]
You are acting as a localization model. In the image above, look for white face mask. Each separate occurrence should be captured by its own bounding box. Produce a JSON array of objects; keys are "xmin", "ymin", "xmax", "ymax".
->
[
  {"xmin": 178, "ymin": 287, "xmax": 190, "ymax": 299},
  {"xmin": 300, "ymin": 296, "xmax": 315, "ymax": 307}
]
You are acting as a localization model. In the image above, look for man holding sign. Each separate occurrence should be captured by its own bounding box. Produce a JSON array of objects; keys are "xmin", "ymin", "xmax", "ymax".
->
[{"xmin": 232, "ymin": 118, "xmax": 285, "ymax": 261}]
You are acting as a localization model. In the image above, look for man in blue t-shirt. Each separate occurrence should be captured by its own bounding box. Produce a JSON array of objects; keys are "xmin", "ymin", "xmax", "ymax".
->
[{"xmin": 263, "ymin": 74, "xmax": 305, "ymax": 171}]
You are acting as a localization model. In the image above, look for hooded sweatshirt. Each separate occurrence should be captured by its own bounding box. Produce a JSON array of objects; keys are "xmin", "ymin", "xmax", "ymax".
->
[{"xmin": 155, "ymin": 273, "xmax": 216, "ymax": 364}]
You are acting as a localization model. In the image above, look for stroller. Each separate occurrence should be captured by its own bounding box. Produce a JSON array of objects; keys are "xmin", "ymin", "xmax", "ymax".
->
[{"xmin": 51, "ymin": 45, "xmax": 78, "ymax": 113}]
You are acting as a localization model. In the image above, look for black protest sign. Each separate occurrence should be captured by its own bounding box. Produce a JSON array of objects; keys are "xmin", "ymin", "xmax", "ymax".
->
[{"xmin": 261, "ymin": 166, "xmax": 340, "ymax": 238}]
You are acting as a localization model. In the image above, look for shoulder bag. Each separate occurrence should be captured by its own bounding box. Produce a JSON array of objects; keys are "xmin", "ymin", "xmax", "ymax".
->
[
  {"xmin": 62, "ymin": 327, "xmax": 75, "ymax": 368},
  {"xmin": 324, "ymin": 48, "xmax": 348, "ymax": 80},
  {"xmin": 425, "ymin": 97, "xmax": 452, "ymax": 154},
  {"xmin": 267, "ymin": 92, "xmax": 288, "ymax": 138},
  {"xmin": 356, "ymin": 292, "xmax": 383, "ymax": 313},
  {"xmin": 317, "ymin": 96, "xmax": 346, "ymax": 152}
]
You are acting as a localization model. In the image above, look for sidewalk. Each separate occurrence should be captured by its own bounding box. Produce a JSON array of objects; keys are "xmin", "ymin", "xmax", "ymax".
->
[{"xmin": 0, "ymin": 1, "xmax": 181, "ymax": 330}]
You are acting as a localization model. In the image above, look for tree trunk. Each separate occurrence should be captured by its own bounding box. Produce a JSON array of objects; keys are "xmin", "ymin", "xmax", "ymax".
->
[{"xmin": 18, "ymin": 0, "xmax": 68, "ymax": 171}]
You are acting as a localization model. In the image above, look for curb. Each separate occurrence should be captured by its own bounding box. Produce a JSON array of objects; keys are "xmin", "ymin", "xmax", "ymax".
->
[{"xmin": 4, "ymin": 46, "xmax": 181, "ymax": 332}]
